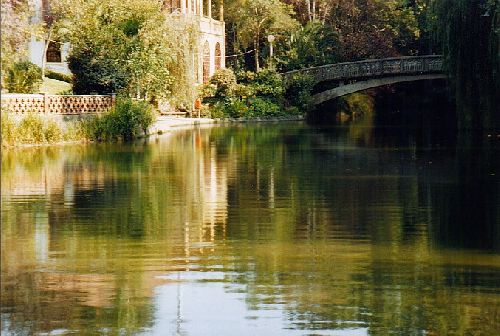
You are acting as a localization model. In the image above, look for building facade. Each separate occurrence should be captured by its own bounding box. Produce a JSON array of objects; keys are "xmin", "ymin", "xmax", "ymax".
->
[
  {"xmin": 28, "ymin": 0, "xmax": 225, "ymax": 83},
  {"xmin": 28, "ymin": 0, "xmax": 71, "ymax": 74},
  {"xmin": 164, "ymin": 0, "xmax": 226, "ymax": 83}
]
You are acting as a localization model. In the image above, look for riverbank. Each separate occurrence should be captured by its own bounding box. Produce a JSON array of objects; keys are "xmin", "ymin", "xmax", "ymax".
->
[
  {"xmin": 150, "ymin": 115, "xmax": 305, "ymax": 134},
  {"xmin": 1, "ymin": 114, "xmax": 306, "ymax": 148}
]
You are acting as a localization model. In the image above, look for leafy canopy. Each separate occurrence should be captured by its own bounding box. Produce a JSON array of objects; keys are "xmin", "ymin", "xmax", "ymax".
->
[{"xmin": 66, "ymin": 0, "xmax": 197, "ymax": 103}]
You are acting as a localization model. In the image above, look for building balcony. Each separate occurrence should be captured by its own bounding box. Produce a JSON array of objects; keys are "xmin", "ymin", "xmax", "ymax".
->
[
  {"xmin": 199, "ymin": 16, "xmax": 224, "ymax": 37},
  {"xmin": 168, "ymin": 13, "xmax": 224, "ymax": 37}
]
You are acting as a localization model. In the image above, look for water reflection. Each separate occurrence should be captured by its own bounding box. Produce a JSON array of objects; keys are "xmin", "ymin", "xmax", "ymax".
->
[{"xmin": 1, "ymin": 122, "xmax": 499, "ymax": 335}]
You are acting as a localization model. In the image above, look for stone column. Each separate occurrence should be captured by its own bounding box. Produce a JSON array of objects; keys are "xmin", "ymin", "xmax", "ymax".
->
[
  {"xmin": 208, "ymin": 0, "xmax": 211, "ymax": 18},
  {"xmin": 181, "ymin": 0, "xmax": 186, "ymax": 13},
  {"xmin": 43, "ymin": 93, "xmax": 48, "ymax": 114},
  {"xmin": 199, "ymin": 0, "xmax": 203, "ymax": 16}
]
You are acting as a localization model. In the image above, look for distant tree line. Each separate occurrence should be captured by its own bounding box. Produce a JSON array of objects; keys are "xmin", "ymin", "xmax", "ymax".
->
[
  {"xmin": 222, "ymin": 0, "xmax": 498, "ymax": 132},
  {"xmin": 1, "ymin": 0, "xmax": 498, "ymax": 132}
]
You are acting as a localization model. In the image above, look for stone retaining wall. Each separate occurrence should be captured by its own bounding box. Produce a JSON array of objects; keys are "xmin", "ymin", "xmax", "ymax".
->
[{"xmin": 1, "ymin": 93, "xmax": 115, "ymax": 115}]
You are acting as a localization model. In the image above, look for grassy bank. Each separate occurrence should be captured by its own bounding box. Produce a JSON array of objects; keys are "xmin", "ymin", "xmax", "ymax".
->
[
  {"xmin": 1, "ymin": 113, "xmax": 85, "ymax": 147},
  {"xmin": 1, "ymin": 98, "xmax": 156, "ymax": 147}
]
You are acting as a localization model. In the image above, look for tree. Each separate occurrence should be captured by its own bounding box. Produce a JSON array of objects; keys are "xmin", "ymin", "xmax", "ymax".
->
[
  {"xmin": 433, "ymin": 0, "xmax": 499, "ymax": 134},
  {"xmin": 5, "ymin": 61, "xmax": 43, "ymax": 93},
  {"xmin": 282, "ymin": 0, "xmax": 332, "ymax": 24},
  {"xmin": 66, "ymin": 0, "xmax": 198, "ymax": 103},
  {"xmin": 35, "ymin": 0, "xmax": 72, "ymax": 78},
  {"xmin": 325, "ymin": 0, "xmax": 421, "ymax": 60},
  {"xmin": 1, "ymin": 0, "xmax": 31, "ymax": 88},
  {"xmin": 225, "ymin": 0, "xmax": 298, "ymax": 71},
  {"xmin": 278, "ymin": 20, "xmax": 341, "ymax": 71}
]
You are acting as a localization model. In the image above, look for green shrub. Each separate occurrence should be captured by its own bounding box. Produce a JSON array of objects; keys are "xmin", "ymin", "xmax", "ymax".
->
[
  {"xmin": 1, "ymin": 112, "xmax": 17, "ymax": 146},
  {"xmin": 239, "ymin": 69, "xmax": 284, "ymax": 98},
  {"xmin": 79, "ymin": 116, "xmax": 106, "ymax": 141},
  {"xmin": 17, "ymin": 114, "xmax": 45, "ymax": 144},
  {"xmin": 57, "ymin": 89, "xmax": 73, "ymax": 95},
  {"xmin": 209, "ymin": 68, "xmax": 238, "ymax": 96},
  {"xmin": 248, "ymin": 97, "xmax": 281, "ymax": 118},
  {"xmin": 199, "ymin": 83, "xmax": 217, "ymax": 99},
  {"xmin": 204, "ymin": 68, "xmax": 312, "ymax": 119},
  {"xmin": 80, "ymin": 98, "xmax": 156, "ymax": 141},
  {"xmin": 113, "ymin": 98, "xmax": 155, "ymax": 139},
  {"xmin": 225, "ymin": 99, "xmax": 249, "ymax": 118},
  {"xmin": 45, "ymin": 70, "xmax": 73, "ymax": 83},
  {"xmin": 1, "ymin": 113, "xmax": 97, "ymax": 146},
  {"xmin": 68, "ymin": 49, "xmax": 128, "ymax": 94},
  {"xmin": 233, "ymin": 84, "xmax": 255, "ymax": 99},
  {"xmin": 6, "ymin": 61, "xmax": 43, "ymax": 93},
  {"xmin": 44, "ymin": 121, "xmax": 63, "ymax": 142},
  {"xmin": 283, "ymin": 106, "xmax": 301, "ymax": 115},
  {"xmin": 209, "ymin": 103, "xmax": 226, "ymax": 118},
  {"xmin": 63, "ymin": 122, "xmax": 85, "ymax": 141},
  {"xmin": 284, "ymin": 73, "xmax": 315, "ymax": 111}
]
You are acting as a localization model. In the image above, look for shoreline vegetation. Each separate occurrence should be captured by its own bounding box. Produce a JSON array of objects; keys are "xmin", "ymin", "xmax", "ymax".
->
[
  {"xmin": 2, "ymin": 67, "xmax": 315, "ymax": 148},
  {"xmin": 2, "ymin": 0, "xmax": 497, "ymax": 148},
  {"xmin": 0, "ymin": 65, "xmax": 384, "ymax": 149},
  {"xmin": 1, "ymin": 110, "xmax": 308, "ymax": 149}
]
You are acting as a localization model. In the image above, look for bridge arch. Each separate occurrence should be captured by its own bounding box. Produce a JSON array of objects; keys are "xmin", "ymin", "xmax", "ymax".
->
[
  {"xmin": 282, "ymin": 55, "xmax": 445, "ymax": 105},
  {"xmin": 314, "ymin": 74, "xmax": 446, "ymax": 105}
]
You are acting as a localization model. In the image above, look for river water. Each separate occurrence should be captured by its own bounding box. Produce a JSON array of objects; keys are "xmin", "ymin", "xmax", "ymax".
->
[{"xmin": 1, "ymin": 120, "xmax": 499, "ymax": 335}]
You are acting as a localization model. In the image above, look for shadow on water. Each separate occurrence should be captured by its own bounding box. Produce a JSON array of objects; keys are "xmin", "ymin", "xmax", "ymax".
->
[{"xmin": 307, "ymin": 81, "xmax": 500, "ymax": 252}]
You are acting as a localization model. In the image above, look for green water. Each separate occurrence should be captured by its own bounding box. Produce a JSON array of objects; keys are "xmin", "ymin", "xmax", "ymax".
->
[{"xmin": 1, "ymin": 122, "xmax": 499, "ymax": 335}]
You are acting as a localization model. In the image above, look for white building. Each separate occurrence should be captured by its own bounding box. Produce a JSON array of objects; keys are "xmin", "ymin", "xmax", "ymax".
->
[
  {"xmin": 29, "ymin": 0, "xmax": 225, "ymax": 83},
  {"xmin": 28, "ymin": 0, "xmax": 71, "ymax": 74},
  {"xmin": 164, "ymin": 0, "xmax": 226, "ymax": 83}
]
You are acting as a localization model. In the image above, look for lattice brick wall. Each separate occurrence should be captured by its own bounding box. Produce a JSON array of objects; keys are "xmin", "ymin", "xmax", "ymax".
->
[{"xmin": 1, "ymin": 94, "xmax": 114, "ymax": 115}]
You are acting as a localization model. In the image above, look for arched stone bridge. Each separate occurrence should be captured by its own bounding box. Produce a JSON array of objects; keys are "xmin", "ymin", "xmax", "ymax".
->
[{"xmin": 283, "ymin": 55, "xmax": 445, "ymax": 105}]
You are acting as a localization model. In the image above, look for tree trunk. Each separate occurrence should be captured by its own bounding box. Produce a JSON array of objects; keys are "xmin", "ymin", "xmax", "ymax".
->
[
  {"xmin": 219, "ymin": 0, "xmax": 223, "ymax": 21},
  {"xmin": 306, "ymin": 0, "xmax": 312, "ymax": 22},
  {"xmin": 312, "ymin": 0, "xmax": 316, "ymax": 21},
  {"xmin": 42, "ymin": 26, "xmax": 54, "ymax": 78},
  {"xmin": 254, "ymin": 37, "xmax": 260, "ymax": 71}
]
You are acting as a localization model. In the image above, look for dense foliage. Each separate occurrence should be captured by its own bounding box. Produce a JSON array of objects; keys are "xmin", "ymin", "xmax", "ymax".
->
[
  {"xmin": 0, "ymin": 112, "xmax": 81, "ymax": 146},
  {"xmin": 283, "ymin": 72, "xmax": 315, "ymax": 111},
  {"xmin": 200, "ymin": 68, "xmax": 308, "ymax": 118},
  {"xmin": 279, "ymin": 21, "xmax": 341, "ymax": 71},
  {"xmin": 2, "ymin": 0, "xmax": 497, "ymax": 134},
  {"xmin": 433, "ymin": 0, "xmax": 499, "ymax": 133},
  {"xmin": 45, "ymin": 70, "xmax": 73, "ymax": 83},
  {"xmin": 225, "ymin": 0, "xmax": 298, "ymax": 71},
  {"xmin": 0, "ymin": 0, "xmax": 31, "ymax": 88},
  {"xmin": 65, "ymin": 0, "xmax": 198, "ymax": 106},
  {"xmin": 80, "ymin": 97, "xmax": 155, "ymax": 141},
  {"xmin": 225, "ymin": 0, "xmax": 424, "ymax": 71},
  {"xmin": 5, "ymin": 61, "xmax": 43, "ymax": 93}
]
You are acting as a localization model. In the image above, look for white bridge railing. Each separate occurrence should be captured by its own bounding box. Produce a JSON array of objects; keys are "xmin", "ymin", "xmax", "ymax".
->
[{"xmin": 283, "ymin": 55, "xmax": 444, "ymax": 83}]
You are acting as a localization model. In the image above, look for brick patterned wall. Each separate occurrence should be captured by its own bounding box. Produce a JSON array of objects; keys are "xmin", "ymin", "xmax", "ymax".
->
[{"xmin": 1, "ymin": 94, "xmax": 115, "ymax": 115}]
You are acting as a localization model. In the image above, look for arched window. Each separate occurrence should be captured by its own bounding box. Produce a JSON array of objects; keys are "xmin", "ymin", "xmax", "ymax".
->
[
  {"xmin": 164, "ymin": 0, "xmax": 181, "ymax": 13},
  {"xmin": 203, "ymin": 0, "xmax": 209, "ymax": 16},
  {"xmin": 202, "ymin": 41, "xmax": 210, "ymax": 83},
  {"xmin": 215, "ymin": 42, "xmax": 221, "ymax": 71},
  {"xmin": 46, "ymin": 41, "xmax": 61, "ymax": 62}
]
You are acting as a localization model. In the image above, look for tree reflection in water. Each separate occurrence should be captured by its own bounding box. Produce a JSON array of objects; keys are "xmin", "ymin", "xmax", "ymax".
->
[{"xmin": 1, "ymin": 121, "xmax": 499, "ymax": 335}]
